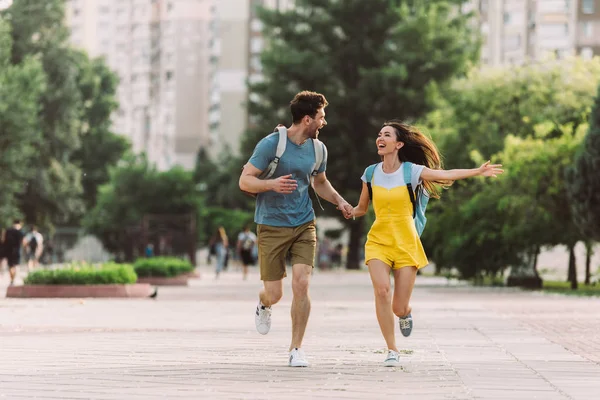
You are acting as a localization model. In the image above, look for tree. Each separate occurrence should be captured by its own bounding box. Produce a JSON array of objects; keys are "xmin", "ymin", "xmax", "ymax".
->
[
  {"xmin": 3, "ymin": 0, "xmax": 85, "ymax": 228},
  {"xmin": 567, "ymin": 84, "xmax": 600, "ymax": 238},
  {"xmin": 243, "ymin": 0, "xmax": 480, "ymax": 269},
  {"xmin": 71, "ymin": 51, "xmax": 130, "ymax": 213},
  {"xmin": 0, "ymin": 16, "xmax": 45, "ymax": 226},
  {"xmin": 423, "ymin": 58, "xmax": 600, "ymax": 282},
  {"xmin": 84, "ymin": 156, "xmax": 201, "ymax": 261}
]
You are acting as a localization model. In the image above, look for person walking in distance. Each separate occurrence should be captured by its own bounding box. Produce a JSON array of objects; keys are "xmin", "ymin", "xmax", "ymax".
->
[
  {"xmin": 24, "ymin": 225, "xmax": 44, "ymax": 271},
  {"xmin": 236, "ymin": 224, "xmax": 257, "ymax": 281},
  {"xmin": 212, "ymin": 226, "xmax": 229, "ymax": 279},
  {"xmin": 239, "ymin": 91, "xmax": 353, "ymax": 367},
  {"xmin": 4, "ymin": 220, "xmax": 25, "ymax": 286},
  {"xmin": 351, "ymin": 120, "xmax": 504, "ymax": 367}
]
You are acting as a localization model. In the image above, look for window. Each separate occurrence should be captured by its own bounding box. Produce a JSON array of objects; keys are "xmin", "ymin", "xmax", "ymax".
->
[
  {"xmin": 582, "ymin": 0, "xmax": 595, "ymax": 14},
  {"xmin": 250, "ymin": 37, "xmax": 264, "ymax": 53},
  {"xmin": 504, "ymin": 34, "xmax": 521, "ymax": 51},
  {"xmin": 582, "ymin": 21, "xmax": 593, "ymax": 37},
  {"xmin": 538, "ymin": 0, "xmax": 570, "ymax": 13},
  {"xmin": 166, "ymin": 71, "xmax": 173, "ymax": 81},
  {"xmin": 251, "ymin": 19, "xmax": 263, "ymax": 32},
  {"xmin": 538, "ymin": 23, "xmax": 569, "ymax": 37},
  {"xmin": 98, "ymin": 6, "xmax": 110, "ymax": 14}
]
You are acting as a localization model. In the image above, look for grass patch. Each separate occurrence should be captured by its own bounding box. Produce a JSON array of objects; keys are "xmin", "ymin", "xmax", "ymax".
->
[
  {"xmin": 133, "ymin": 257, "xmax": 194, "ymax": 278},
  {"xmin": 24, "ymin": 263, "xmax": 137, "ymax": 285},
  {"xmin": 542, "ymin": 280, "xmax": 600, "ymax": 297}
]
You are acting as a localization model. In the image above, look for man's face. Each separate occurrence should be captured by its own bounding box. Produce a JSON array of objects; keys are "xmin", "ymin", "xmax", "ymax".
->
[{"xmin": 305, "ymin": 107, "xmax": 327, "ymax": 139}]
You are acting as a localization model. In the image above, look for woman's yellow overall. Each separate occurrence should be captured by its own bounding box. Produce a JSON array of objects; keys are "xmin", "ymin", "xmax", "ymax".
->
[{"xmin": 365, "ymin": 183, "xmax": 428, "ymax": 269}]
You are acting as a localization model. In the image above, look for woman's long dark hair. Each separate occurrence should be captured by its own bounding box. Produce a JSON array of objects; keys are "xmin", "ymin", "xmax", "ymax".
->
[{"xmin": 382, "ymin": 120, "xmax": 451, "ymax": 199}]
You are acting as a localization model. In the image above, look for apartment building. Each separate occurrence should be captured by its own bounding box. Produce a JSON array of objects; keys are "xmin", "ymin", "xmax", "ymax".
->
[
  {"xmin": 208, "ymin": 0, "xmax": 294, "ymax": 156},
  {"xmin": 66, "ymin": 0, "xmax": 212, "ymax": 171},
  {"xmin": 475, "ymin": 0, "xmax": 600, "ymax": 66},
  {"xmin": 577, "ymin": 0, "xmax": 600, "ymax": 59}
]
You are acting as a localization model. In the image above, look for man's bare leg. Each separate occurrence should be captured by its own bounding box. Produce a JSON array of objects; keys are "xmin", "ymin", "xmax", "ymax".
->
[
  {"xmin": 289, "ymin": 263, "xmax": 312, "ymax": 351},
  {"xmin": 259, "ymin": 279, "xmax": 283, "ymax": 307}
]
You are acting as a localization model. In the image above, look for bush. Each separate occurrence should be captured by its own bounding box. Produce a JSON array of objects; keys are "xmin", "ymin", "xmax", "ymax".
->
[
  {"xmin": 133, "ymin": 257, "xmax": 194, "ymax": 278},
  {"xmin": 24, "ymin": 263, "xmax": 137, "ymax": 285}
]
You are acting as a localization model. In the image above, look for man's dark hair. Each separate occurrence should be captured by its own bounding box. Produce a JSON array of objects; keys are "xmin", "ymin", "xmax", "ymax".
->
[
  {"xmin": 290, "ymin": 91, "xmax": 328, "ymax": 124},
  {"xmin": 13, "ymin": 219, "xmax": 21, "ymax": 225}
]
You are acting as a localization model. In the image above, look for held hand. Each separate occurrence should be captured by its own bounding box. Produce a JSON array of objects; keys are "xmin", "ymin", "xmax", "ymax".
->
[
  {"xmin": 337, "ymin": 201, "xmax": 353, "ymax": 219},
  {"xmin": 271, "ymin": 174, "xmax": 297, "ymax": 194},
  {"xmin": 479, "ymin": 161, "xmax": 504, "ymax": 178}
]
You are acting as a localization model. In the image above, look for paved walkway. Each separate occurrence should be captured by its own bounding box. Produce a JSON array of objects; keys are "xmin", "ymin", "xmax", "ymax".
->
[{"xmin": 1, "ymin": 265, "xmax": 599, "ymax": 400}]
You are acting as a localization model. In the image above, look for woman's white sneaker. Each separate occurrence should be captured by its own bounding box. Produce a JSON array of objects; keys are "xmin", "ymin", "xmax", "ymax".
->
[
  {"xmin": 288, "ymin": 348, "xmax": 309, "ymax": 367},
  {"xmin": 383, "ymin": 350, "xmax": 401, "ymax": 367},
  {"xmin": 255, "ymin": 301, "xmax": 271, "ymax": 335}
]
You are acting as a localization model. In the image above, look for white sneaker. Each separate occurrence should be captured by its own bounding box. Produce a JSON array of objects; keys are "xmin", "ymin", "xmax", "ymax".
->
[
  {"xmin": 255, "ymin": 301, "xmax": 271, "ymax": 335},
  {"xmin": 288, "ymin": 348, "xmax": 309, "ymax": 367},
  {"xmin": 383, "ymin": 350, "xmax": 400, "ymax": 367}
]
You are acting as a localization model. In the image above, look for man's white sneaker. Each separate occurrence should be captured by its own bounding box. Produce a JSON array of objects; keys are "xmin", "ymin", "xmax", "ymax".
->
[
  {"xmin": 383, "ymin": 350, "xmax": 400, "ymax": 367},
  {"xmin": 255, "ymin": 301, "xmax": 271, "ymax": 335},
  {"xmin": 288, "ymin": 348, "xmax": 309, "ymax": 367}
]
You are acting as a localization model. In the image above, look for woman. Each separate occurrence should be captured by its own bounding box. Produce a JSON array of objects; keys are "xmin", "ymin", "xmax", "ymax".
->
[
  {"xmin": 351, "ymin": 120, "xmax": 503, "ymax": 367},
  {"xmin": 213, "ymin": 226, "xmax": 229, "ymax": 279}
]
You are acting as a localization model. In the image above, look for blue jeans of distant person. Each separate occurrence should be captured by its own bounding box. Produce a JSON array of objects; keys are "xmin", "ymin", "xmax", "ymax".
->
[{"xmin": 215, "ymin": 243, "xmax": 226, "ymax": 276}]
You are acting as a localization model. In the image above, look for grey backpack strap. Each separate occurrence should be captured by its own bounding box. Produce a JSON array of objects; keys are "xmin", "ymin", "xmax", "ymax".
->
[
  {"xmin": 311, "ymin": 139, "xmax": 325, "ymax": 176},
  {"xmin": 260, "ymin": 127, "xmax": 288, "ymax": 179},
  {"xmin": 275, "ymin": 126, "xmax": 287, "ymax": 158},
  {"xmin": 310, "ymin": 139, "xmax": 326, "ymax": 211}
]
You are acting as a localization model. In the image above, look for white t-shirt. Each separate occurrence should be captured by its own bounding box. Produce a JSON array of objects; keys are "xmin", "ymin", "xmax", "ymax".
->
[
  {"xmin": 25, "ymin": 231, "xmax": 44, "ymax": 247},
  {"xmin": 361, "ymin": 162, "xmax": 425, "ymax": 189},
  {"xmin": 237, "ymin": 231, "xmax": 257, "ymax": 251}
]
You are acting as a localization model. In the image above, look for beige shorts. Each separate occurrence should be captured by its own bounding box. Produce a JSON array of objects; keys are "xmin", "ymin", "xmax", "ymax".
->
[{"xmin": 257, "ymin": 220, "xmax": 316, "ymax": 281}]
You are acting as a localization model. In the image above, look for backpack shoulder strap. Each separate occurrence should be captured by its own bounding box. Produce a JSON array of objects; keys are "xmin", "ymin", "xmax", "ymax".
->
[
  {"xmin": 275, "ymin": 126, "xmax": 287, "ymax": 158},
  {"xmin": 260, "ymin": 127, "xmax": 287, "ymax": 180},
  {"xmin": 311, "ymin": 139, "xmax": 325, "ymax": 176},
  {"xmin": 403, "ymin": 162, "xmax": 417, "ymax": 218},
  {"xmin": 365, "ymin": 163, "xmax": 379, "ymax": 200}
]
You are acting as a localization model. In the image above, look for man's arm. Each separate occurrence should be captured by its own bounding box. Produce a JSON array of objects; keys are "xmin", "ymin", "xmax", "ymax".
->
[
  {"xmin": 312, "ymin": 172, "xmax": 353, "ymax": 218},
  {"xmin": 239, "ymin": 163, "xmax": 298, "ymax": 194}
]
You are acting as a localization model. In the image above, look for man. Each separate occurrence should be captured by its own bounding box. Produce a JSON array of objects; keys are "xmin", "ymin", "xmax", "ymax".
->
[
  {"xmin": 239, "ymin": 91, "xmax": 353, "ymax": 367},
  {"xmin": 24, "ymin": 225, "xmax": 44, "ymax": 271},
  {"xmin": 4, "ymin": 220, "xmax": 25, "ymax": 286},
  {"xmin": 236, "ymin": 224, "xmax": 257, "ymax": 281}
]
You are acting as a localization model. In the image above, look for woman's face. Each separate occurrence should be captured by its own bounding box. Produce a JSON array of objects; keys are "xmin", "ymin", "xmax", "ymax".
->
[{"xmin": 376, "ymin": 126, "xmax": 403, "ymax": 156}]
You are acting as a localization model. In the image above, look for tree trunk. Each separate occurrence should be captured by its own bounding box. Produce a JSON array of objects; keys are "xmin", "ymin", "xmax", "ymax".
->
[
  {"xmin": 585, "ymin": 241, "xmax": 593, "ymax": 285},
  {"xmin": 567, "ymin": 244, "xmax": 578, "ymax": 290},
  {"xmin": 345, "ymin": 219, "xmax": 364, "ymax": 270}
]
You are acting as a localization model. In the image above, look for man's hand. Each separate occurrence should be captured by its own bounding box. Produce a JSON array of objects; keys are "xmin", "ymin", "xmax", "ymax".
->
[
  {"xmin": 337, "ymin": 200, "xmax": 353, "ymax": 219},
  {"xmin": 270, "ymin": 174, "xmax": 297, "ymax": 194}
]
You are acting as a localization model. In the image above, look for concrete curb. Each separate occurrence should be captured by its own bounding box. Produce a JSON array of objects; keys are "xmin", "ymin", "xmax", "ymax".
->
[{"xmin": 6, "ymin": 283, "xmax": 155, "ymax": 298}]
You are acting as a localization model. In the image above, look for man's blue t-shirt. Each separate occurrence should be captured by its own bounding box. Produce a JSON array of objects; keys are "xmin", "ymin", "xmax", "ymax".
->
[{"xmin": 248, "ymin": 132, "xmax": 327, "ymax": 227}]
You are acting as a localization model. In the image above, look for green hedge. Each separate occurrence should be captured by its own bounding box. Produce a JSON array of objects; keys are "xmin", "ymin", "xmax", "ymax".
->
[
  {"xmin": 133, "ymin": 257, "xmax": 194, "ymax": 278},
  {"xmin": 24, "ymin": 263, "xmax": 137, "ymax": 285}
]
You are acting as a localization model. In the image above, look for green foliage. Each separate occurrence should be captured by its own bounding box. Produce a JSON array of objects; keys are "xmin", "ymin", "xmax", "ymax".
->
[
  {"xmin": 4, "ymin": 0, "xmax": 86, "ymax": 228},
  {"xmin": 422, "ymin": 59, "xmax": 600, "ymax": 278},
  {"xmin": 567, "ymin": 84, "xmax": 600, "ymax": 240},
  {"xmin": 243, "ymin": 0, "xmax": 479, "ymax": 268},
  {"xmin": 24, "ymin": 262, "xmax": 137, "ymax": 285},
  {"xmin": 0, "ymin": 17, "xmax": 46, "ymax": 226},
  {"xmin": 71, "ymin": 51, "xmax": 130, "ymax": 213},
  {"xmin": 198, "ymin": 206, "xmax": 254, "ymax": 245},
  {"xmin": 194, "ymin": 146, "xmax": 254, "ymax": 211},
  {"xmin": 542, "ymin": 280, "xmax": 600, "ymax": 297},
  {"xmin": 84, "ymin": 155, "xmax": 201, "ymax": 255},
  {"xmin": 133, "ymin": 257, "xmax": 194, "ymax": 278}
]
